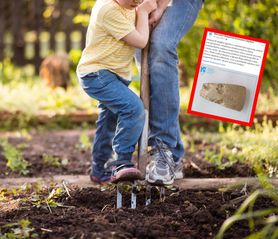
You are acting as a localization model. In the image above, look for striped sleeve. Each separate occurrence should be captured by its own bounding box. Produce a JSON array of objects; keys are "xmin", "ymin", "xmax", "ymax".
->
[{"xmin": 102, "ymin": 8, "xmax": 135, "ymax": 40}]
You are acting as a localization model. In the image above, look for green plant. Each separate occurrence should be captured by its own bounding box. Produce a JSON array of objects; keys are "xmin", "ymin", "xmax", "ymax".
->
[
  {"xmin": 0, "ymin": 141, "xmax": 29, "ymax": 175},
  {"xmin": 192, "ymin": 118, "xmax": 278, "ymax": 177},
  {"xmin": 204, "ymin": 148, "xmax": 238, "ymax": 170},
  {"xmin": 69, "ymin": 49, "xmax": 82, "ymax": 74},
  {"xmin": 76, "ymin": 131, "xmax": 91, "ymax": 150},
  {"xmin": 42, "ymin": 154, "xmax": 61, "ymax": 167},
  {"xmin": 257, "ymin": 88, "xmax": 278, "ymax": 113},
  {"xmin": 179, "ymin": 0, "xmax": 278, "ymax": 90},
  {"xmin": 215, "ymin": 170, "xmax": 278, "ymax": 239},
  {"xmin": 0, "ymin": 59, "xmax": 36, "ymax": 85},
  {"xmin": 0, "ymin": 219, "xmax": 38, "ymax": 239},
  {"xmin": 0, "ymin": 81, "xmax": 98, "ymax": 115},
  {"xmin": 73, "ymin": 0, "xmax": 95, "ymax": 27},
  {"xmin": 31, "ymin": 187, "xmax": 64, "ymax": 213},
  {"xmin": 0, "ymin": 182, "xmax": 45, "ymax": 202}
]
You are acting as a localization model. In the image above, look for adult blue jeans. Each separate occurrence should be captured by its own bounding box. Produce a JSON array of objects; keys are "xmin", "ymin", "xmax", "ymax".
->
[
  {"xmin": 137, "ymin": 0, "xmax": 203, "ymax": 161},
  {"xmin": 79, "ymin": 70, "xmax": 145, "ymax": 178}
]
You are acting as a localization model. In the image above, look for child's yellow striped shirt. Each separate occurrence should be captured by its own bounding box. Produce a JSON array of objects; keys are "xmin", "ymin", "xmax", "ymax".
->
[{"xmin": 77, "ymin": 0, "xmax": 136, "ymax": 81}]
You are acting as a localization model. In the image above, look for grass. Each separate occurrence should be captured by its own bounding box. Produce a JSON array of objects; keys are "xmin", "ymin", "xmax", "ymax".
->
[
  {"xmin": 216, "ymin": 190, "xmax": 278, "ymax": 239},
  {"xmin": 1, "ymin": 61, "xmax": 277, "ymax": 176},
  {"xmin": 0, "ymin": 219, "xmax": 38, "ymax": 239},
  {"xmin": 1, "ymin": 78, "xmax": 278, "ymax": 117},
  {"xmin": 1, "ymin": 56, "xmax": 278, "ymax": 116},
  {"xmin": 0, "ymin": 81, "xmax": 97, "ymax": 115},
  {"xmin": 188, "ymin": 118, "xmax": 278, "ymax": 177},
  {"xmin": 42, "ymin": 154, "xmax": 61, "ymax": 168},
  {"xmin": 0, "ymin": 183, "xmax": 71, "ymax": 238},
  {"xmin": 216, "ymin": 172, "xmax": 278, "ymax": 239},
  {"xmin": 0, "ymin": 140, "xmax": 29, "ymax": 175},
  {"xmin": 76, "ymin": 131, "xmax": 91, "ymax": 150}
]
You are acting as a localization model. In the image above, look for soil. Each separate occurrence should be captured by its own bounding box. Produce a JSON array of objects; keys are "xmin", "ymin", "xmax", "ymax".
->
[
  {"xmin": 0, "ymin": 185, "xmax": 275, "ymax": 239},
  {"xmin": 0, "ymin": 130, "xmax": 275, "ymax": 239},
  {"xmin": 0, "ymin": 130, "xmax": 94, "ymax": 178},
  {"xmin": 0, "ymin": 129, "xmax": 255, "ymax": 179}
]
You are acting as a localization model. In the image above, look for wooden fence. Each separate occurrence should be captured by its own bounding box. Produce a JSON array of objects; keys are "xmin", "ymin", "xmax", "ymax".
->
[{"xmin": 0, "ymin": 0, "xmax": 87, "ymax": 72}]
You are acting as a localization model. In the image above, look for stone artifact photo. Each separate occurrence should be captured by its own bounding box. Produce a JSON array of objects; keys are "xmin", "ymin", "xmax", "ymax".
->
[{"xmin": 200, "ymin": 83, "xmax": 246, "ymax": 111}]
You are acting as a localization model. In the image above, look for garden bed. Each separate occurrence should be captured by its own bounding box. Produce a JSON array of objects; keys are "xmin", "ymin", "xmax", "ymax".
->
[
  {"xmin": 0, "ymin": 184, "xmax": 276, "ymax": 239},
  {"xmin": 0, "ymin": 129, "xmax": 256, "ymax": 179},
  {"xmin": 0, "ymin": 129, "xmax": 277, "ymax": 239}
]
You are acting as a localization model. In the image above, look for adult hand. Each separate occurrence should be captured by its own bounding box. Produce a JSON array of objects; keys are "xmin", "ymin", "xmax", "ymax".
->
[
  {"xmin": 149, "ymin": 0, "xmax": 171, "ymax": 28},
  {"xmin": 149, "ymin": 8, "xmax": 164, "ymax": 28}
]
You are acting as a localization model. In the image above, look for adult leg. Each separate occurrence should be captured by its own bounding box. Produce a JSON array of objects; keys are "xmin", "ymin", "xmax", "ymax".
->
[{"xmin": 148, "ymin": 0, "xmax": 203, "ymax": 161}]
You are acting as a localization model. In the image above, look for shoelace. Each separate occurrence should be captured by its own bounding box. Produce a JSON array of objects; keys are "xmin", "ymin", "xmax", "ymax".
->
[
  {"xmin": 154, "ymin": 138, "xmax": 175, "ymax": 176},
  {"xmin": 111, "ymin": 164, "xmax": 125, "ymax": 176}
]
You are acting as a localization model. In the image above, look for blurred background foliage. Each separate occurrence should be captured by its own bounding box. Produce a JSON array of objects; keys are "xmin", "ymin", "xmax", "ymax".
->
[
  {"xmin": 179, "ymin": 0, "xmax": 278, "ymax": 91},
  {"xmin": 74, "ymin": 0, "xmax": 278, "ymax": 91},
  {"xmin": 0, "ymin": 0, "xmax": 277, "ymax": 117}
]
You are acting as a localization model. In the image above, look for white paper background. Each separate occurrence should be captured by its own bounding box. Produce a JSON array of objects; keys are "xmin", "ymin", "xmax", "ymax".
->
[{"xmin": 191, "ymin": 65, "xmax": 258, "ymax": 123}]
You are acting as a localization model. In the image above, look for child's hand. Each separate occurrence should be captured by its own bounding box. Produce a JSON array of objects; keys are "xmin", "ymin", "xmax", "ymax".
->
[{"xmin": 138, "ymin": 0, "xmax": 157, "ymax": 14}]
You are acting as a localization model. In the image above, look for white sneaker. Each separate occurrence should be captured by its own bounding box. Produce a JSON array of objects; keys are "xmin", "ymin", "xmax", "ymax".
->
[
  {"xmin": 146, "ymin": 159, "xmax": 183, "ymax": 180},
  {"xmin": 173, "ymin": 161, "xmax": 183, "ymax": 179},
  {"xmin": 146, "ymin": 138, "xmax": 178, "ymax": 185}
]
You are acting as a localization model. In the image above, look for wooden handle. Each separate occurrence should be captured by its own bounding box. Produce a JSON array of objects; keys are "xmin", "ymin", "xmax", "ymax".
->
[
  {"xmin": 137, "ymin": 43, "xmax": 150, "ymax": 176},
  {"xmin": 140, "ymin": 42, "xmax": 150, "ymax": 110}
]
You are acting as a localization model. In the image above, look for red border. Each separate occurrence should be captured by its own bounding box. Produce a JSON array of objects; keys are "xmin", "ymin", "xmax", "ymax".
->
[{"xmin": 187, "ymin": 28, "xmax": 270, "ymax": 126}]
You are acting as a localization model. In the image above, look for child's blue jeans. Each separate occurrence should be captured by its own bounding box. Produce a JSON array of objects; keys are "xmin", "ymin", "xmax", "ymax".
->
[{"xmin": 79, "ymin": 70, "xmax": 145, "ymax": 179}]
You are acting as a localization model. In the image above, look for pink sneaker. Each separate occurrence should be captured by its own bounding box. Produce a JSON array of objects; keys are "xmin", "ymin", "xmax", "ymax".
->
[
  {"xmin": 90, "ymin": 175, "xmax": 111, "ymax": 185},
  {"xmin": 110, "ymin": 164, "xmax": 142, "ymax": 183}
]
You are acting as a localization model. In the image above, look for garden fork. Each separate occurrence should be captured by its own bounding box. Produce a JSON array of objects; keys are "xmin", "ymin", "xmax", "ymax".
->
[
  {"xmin": 116, "ymin": 38, "xmax": 150, "ymax": 209},
  {"xmin": 116, "ymin": 34, "xmax": 166, "ymax": 208}
]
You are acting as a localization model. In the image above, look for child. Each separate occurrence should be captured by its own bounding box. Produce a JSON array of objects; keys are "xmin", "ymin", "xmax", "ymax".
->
[{"xmin": 77, "ymin": 0, "xmax": 157, "ymax": 183}]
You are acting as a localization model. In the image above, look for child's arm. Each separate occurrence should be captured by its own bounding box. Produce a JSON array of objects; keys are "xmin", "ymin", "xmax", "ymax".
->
[{"xmin": 122, "ymin": 0, "xmax": 157, "ymax": 49}]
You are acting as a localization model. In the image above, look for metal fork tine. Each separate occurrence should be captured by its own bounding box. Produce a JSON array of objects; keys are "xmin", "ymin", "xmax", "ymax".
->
[
  {"xmin": 131, "ymin": 182, "xmax": 137, "ymax": 209},
  {"xmin": 145, "ymin": 185, "xmax": 152, "ymax": 206},
  {"xmin": 160, "ymin": 187, "xmax": 165, "ymax": 202},
  {"xmin": 116, "ymin": 183, "xmax": 122, "ymax": 209}
]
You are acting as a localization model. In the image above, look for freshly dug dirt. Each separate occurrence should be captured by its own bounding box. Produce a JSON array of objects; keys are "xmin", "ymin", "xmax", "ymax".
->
[
  {"xmin": 0, "ymin": 186, "xmax": 274, "ymax": 239},
  {"xmin": 0, "ymin": 130, "xmax": 255, "ymax": 179},
  {"xmin": 0, "ymin": 130, "xmax": 273, "ymax": 238}
]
